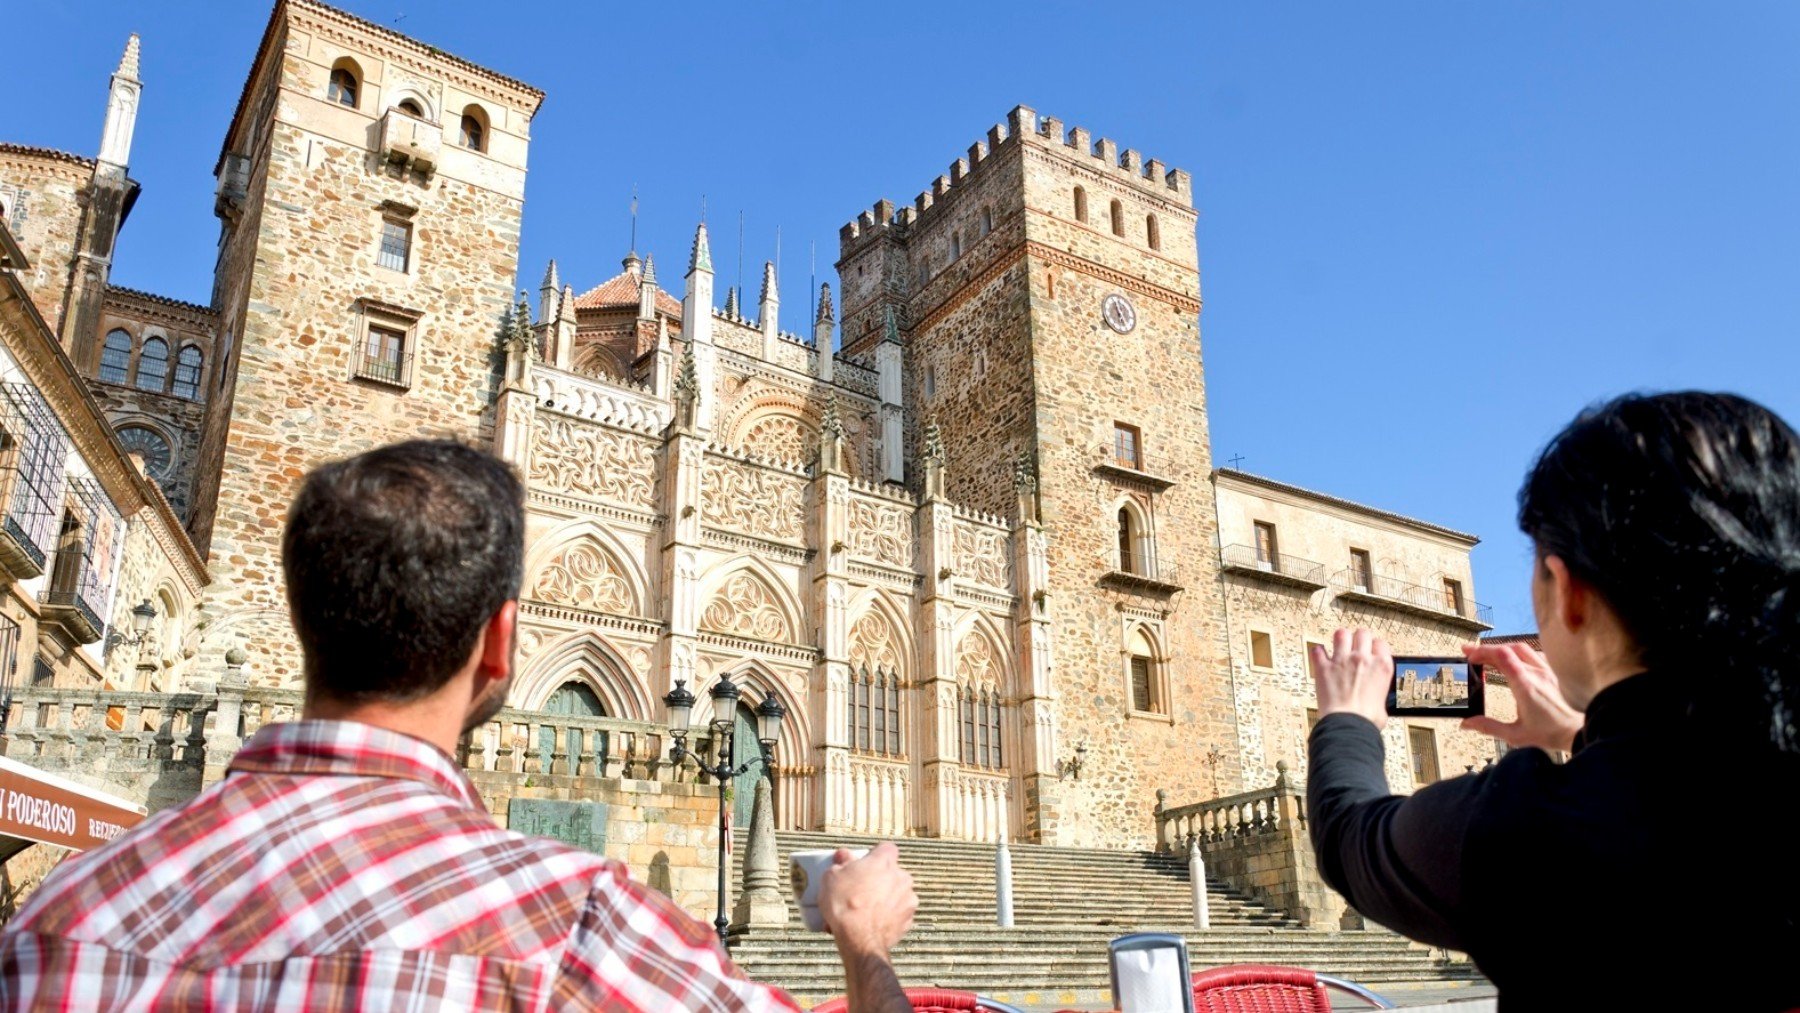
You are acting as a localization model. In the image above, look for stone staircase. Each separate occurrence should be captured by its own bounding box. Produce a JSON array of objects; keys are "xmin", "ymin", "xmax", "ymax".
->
[{"xmin": 731, "ymin": 831, "xmax": 1480, "ymax": 1009}]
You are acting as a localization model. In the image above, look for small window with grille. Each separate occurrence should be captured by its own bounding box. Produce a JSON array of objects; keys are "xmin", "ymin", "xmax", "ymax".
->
[{"xmin": 378, "ymin": 219, "xmax": 411, "ymax": 273}]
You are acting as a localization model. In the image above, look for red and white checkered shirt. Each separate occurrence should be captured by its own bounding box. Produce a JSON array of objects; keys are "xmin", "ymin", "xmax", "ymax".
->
[{"xmin": 0, "ymin": 720, "xmax": 802, "ymax": 1012}]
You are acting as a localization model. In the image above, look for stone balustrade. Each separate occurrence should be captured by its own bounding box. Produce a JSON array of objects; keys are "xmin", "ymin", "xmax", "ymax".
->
[
  {"xmin": 845, "ymin": 754, "xmax": 910, "ymax": 837},
  {"xmin": 1153, "ymin": 762, "xmax": 1350, "ymax": 929},
  {"xmin": 0, "ymin": 686, "xmax": 215, "ymax": 811},
  {"xmin": 941, "ymin": 766, "xmax": 1011, "ymax": 843}
]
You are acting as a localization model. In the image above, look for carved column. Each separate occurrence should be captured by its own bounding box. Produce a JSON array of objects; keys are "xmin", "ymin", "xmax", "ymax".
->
[
  {"xmin": 811, "ymin": 424, "xmax": 852, "ymax": 831},
  {"xmin": 660, "ymin": 418, "xmax": 706, "ymax": 719},
  {"xmin": 1011, "ymin": 454, "xmax": 1057, "ymax": 843},
  {"xmin": 916, "ymin": 448, "xmax": 961, "ymax": 837}
]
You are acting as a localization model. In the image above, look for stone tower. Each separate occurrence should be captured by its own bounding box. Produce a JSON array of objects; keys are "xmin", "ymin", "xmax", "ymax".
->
[
  {"xmin": 187, "ymin": 0, "xmax": 543, "ymax": 683},
  {"xmin": 837, "ymin": 105, "xmax": 1240, "ymax": 845}
]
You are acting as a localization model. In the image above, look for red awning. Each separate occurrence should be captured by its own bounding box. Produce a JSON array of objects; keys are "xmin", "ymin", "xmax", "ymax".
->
[{"xmin": 0, "ymin": 756, "xmax": 147, "ymax": 863}]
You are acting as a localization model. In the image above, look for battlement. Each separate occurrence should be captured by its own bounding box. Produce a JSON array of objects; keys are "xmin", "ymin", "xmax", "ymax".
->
[{"xmin": 839, "ymin": 104, "xmax": 1192, "ymax": 251}]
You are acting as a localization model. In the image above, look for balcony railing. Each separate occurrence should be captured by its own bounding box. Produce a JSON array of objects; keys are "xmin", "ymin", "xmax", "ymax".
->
[
  {"xmin": 1219, "ymin": 544, "xmax": 1329, "ymax": 589},
  {"xmin": 1093, "ymin": 449, "xmax": 1177, "ymax": 490},
  {"xmin": 1331, "ymin": 569, "xmax": 1493, "ymax": 627},
  {"xmin": 37, "ymin": 589, "xmax": 104, "ymax": 645},
  {"xmin": 1101, "ymin": 559, "xmax": 1184, "ymax": 595},
  {"xmin": 354, "ymin": 349, "xmax": 413, "ymax": 388}
]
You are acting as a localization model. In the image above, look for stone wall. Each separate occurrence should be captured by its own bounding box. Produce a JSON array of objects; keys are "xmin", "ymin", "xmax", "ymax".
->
[
  {"xmin": 0, "ymin": 146, "xmax": 93, "ymax": 337},
  {"xmin": 189, "ymin": 1, "xmax": 542, "ymax": 687}
]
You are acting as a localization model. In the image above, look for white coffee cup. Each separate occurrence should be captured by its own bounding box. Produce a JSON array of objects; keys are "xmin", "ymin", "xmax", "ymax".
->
[{"xmin": 790, "ymin": 848, "xmax": 869, "ymax": 932}]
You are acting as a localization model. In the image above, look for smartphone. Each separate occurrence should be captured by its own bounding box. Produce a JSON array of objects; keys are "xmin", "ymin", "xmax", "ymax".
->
[{"xmin": 1387, "ymin": 656, "xmax": 1484, "ymax": 718}]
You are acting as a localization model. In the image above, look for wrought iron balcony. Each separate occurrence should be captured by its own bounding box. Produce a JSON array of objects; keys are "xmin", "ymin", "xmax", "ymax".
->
[
  {"xmin": 354, "ymin": 349, "xmax": 413, "ymax": 388},
  {"xmin": 1219, "ymin": 544, "xmax": 1329, "ymax": 590},
  {"xmin": 1093, "ymin": 450, "xmax": 1177, "ymax": 491},
  {"xmin": 1101, "ymin": 559, "xmax": 1184, "ymax": 596},
  {"xmin": 1331, "ymin": 569, "xmax": 1493, "ymax": 630},
  {"xmin": 38, "ymin": 589, "xmax": 104, "ymax": 645}
]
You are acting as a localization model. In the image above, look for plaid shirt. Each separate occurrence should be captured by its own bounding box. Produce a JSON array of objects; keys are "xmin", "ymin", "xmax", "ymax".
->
[{"xmin": 0, "ymin": 720, "xmax": 802, "ymax": 1012}]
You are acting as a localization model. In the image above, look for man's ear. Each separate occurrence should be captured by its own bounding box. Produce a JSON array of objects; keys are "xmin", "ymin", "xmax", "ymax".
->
[
  {"xmin": 1542, "ymin": 555, "xmax": 1587, "ymax": 633},
  {"xmin": 476, "ymin": 599, "xmax": 518, "ymax": 689}
]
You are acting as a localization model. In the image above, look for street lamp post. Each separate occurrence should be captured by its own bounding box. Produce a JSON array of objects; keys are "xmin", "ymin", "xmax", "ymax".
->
[{"xmin": 664, "ymin": 673, "xmax": 785, "ymax": 946}]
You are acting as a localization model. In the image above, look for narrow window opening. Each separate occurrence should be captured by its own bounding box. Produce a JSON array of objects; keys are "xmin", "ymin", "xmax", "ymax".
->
[{"xmin": 1073, "ymin": 186, "xmax": 1088, "ymax": 223}]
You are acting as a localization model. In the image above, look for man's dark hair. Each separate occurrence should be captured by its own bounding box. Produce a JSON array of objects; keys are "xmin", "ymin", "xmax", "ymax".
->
[
  {"xmin": 282, "ymin": 439, "xmax": 524, "ymax": 702},
  {"xmin": 1520, "ymin": 391, "xmax": 1800, "ymax": 753}
]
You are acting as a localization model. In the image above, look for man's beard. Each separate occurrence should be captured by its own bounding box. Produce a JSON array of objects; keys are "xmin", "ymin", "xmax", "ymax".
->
[
  {"xmin": 463, "ymin": 670, "xmax": 512, "ymax": 733},
  {"xmin": 461, "ymin": 625, "xmax": 517, "ymax": 733}
]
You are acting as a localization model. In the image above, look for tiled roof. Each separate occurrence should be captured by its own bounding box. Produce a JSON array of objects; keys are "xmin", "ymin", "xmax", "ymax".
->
[
  {"xmin": 0, "ymin": 143, "xmax": 95, "ymax": 168},
  {"xmin": 1214, "ymin": 468, "xmax": 1480, "ymax": 544},
  {"xmin": 573, "ymin": 264, "xmax": 682, "ymax": 317},
  {"xmin": 1480, "ymin": 632, "xmax": 1541, "ymax": 649},
  {"xmin": 106, "ymin": 285, "xmax": 217, "ymax": 318}
]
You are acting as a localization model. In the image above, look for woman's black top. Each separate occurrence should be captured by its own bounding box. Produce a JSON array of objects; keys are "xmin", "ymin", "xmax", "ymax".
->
[{"xmin": 1308, "ymin": 670, "xmax": 1800, "ymax": 1011}]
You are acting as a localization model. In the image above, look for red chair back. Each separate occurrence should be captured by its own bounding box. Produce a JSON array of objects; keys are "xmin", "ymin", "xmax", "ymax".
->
[
  {"xmin": 812, "ymin": 986, "xmax": 984, "ymax": 1012},
  {"xmin": 1190, "ymin": 963, "xmax": 1333, "ymax": 1013}
]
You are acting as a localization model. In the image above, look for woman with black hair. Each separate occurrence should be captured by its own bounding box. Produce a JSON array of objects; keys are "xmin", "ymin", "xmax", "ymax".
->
[{"xmin": 1307, "ymin": 391, "xmax": 1800, "ymax": 1010}]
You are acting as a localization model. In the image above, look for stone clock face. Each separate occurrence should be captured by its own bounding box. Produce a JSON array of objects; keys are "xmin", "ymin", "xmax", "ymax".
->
[
  {"xmin": 117, "ymin": 425, "xmax": 172, "ymax": 479},
  {"xmin": 1101, "ymin": 292, "xmax": 1137, "ymax": 334}
]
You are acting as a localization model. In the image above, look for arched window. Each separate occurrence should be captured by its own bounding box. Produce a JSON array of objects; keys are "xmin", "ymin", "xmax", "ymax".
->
[
  {"xmin": 848, "ymin": 665, "xmax": 903, "ymax": 757},
  {"xmin": 1128, "ymin": 628, "xmax": 1160, "ymax": 713},
  {"xmin": 1146, "ymin": 214, "xmax": 1161, "ymax": 250},
  {"xmin": 1110, "ymin": 199, "xmax": 1125, "ymax": 237},
  {"xmin": 397, "ymin": 99, "xmax": 424, "ymax": 118},
  {"xmin": 99, "ymin": 329, "xmax": 132, "ymax": 384},
  {"xmin": 1073, "ymin": 186, "xmax": 1088, "ymax": 223},
  {"xmin": 135, "ymin": 337, "xmax": 169, "ymax": 392},
  {"xmin": 172, "ymin": 345, "xmax": 204, "ymax": 399},
  {"xmin": 958, "ymin": 685, "xmax": 1006, "ymax": 770},
  {"xmin": 459, "ymin": 106, "xmax": 488, "ymax": 151},
  {"xmin": 326, "ymin": 61, "xmax": 360, "ymax": 108},
  {"xmin": 1117, "ymin": 507, "xmax": 1137, "ymax": 574}
]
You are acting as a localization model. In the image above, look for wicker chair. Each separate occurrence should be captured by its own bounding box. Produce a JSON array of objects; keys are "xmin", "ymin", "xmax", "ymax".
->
[
  {"xmin": 1189, "ymin": 964, "xmax": 1395, "ymax": 1012},
  {"xmin": 811, "ymin": 987, "xmax": 1025, "ymax": 1013}
]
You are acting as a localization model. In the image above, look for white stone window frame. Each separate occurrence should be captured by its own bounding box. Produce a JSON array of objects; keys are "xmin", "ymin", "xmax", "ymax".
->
[
  {"xmin": 1121, "ymin": 619, "xmax": 1173, "ymax": 724},
  {"xmin": 1247, "ymin": 625, "xmax": 1277, "ymax": 673},
  {"xmin": 351, "ymin": 298, "xmax": 423, "ymax": 391},
  {"xmin": 385, "ymin": 87, "xmax": 437, "ymax": 126},
  {"xmin": 1111, "ymin": 493, "xmax": 1157, "ymax": 577}
]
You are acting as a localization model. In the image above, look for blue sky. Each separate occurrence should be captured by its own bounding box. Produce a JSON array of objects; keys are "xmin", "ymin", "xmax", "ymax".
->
[{"xmin": 7, "ymin": 2, "xmax": 1799, "ymax": 633}]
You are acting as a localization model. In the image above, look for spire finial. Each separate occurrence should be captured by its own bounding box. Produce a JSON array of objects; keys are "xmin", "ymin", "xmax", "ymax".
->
[
  {"xmin": 724, "ymin": 286, "xmax": 740, "ymax": 318},
  {"xmin": 118, "ymin": 33, "xmax": 141, "ymax": 81},
  {"xmin": 560, "ymin": 284, "xmax": 576, "ymax": 323},
  {"xmin": 542, "ymin": 258, "xmax": 559, "ymax": 290},
  {"xmin": 689, "ymin": 220, "xmax": 712, "ymax": 275},
  {"xmin": 1013, "ymin": 450, "xmax": 1038, "ymax": 495},
  {"xmin": 642, "ymin": 254, "xmax": 656, "ymax": 283},
  {"xmin": 883, "ymin": 305, "xmax": 901, "ymax": 344},
  {"xmin": 675, "ymin": 345, "xmax": 700, "ymax": 403},
  {"xmin": 816, "ymin": 283, "xmax": 835, "ymax": 323},
  {"xmin": 760, "ymin": 260, "xmax": 778, "ymax": 304},
  {"xmin": 923, "ymin": 417, "xmax": 945, "ymax": 466},
  {"xmin": 822, "ymin": 395, "xmax": 844, "ymax": 441}
]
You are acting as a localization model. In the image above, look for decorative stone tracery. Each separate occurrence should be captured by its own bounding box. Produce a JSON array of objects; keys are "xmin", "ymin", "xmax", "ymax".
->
[
  {"xmin": 699, "ymin": 571, "xmax": 793, "ymax": 643},
  {"xmin": 847, "ymin": 498, "xmax": 913, "ymax": 567},
  {"xmin": 954, "ymin": 523, "xmax": 1011, "ymax": 588},
  {"xmin": 529, "ymin": 537, "xmax": 635, "ymax": 615},
  {"xmin": 739, "ymin": 413, "xmax": 812, "ymax": 466},
  {"xmin": 847, "ymin": 609, "xmax": 902, "ymax": 673},
  {"xmin": 700, "ymin": 456, "xmax": 804, "ymax": 541},
  {"xmin": 528, "ymin": 415, "xmax": 655, "ymax": 508}
]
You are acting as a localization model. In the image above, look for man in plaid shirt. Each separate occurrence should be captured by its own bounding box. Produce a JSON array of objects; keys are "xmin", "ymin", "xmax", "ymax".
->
[{"xmin": 0, "ymin": 440, "xmax": 917, "ymax": 1012}]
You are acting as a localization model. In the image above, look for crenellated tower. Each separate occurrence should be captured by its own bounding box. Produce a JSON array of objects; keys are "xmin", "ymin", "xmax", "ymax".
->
[{"xmin": 835, "ymin": 105, "xmax": 1236, "ymax": 846}]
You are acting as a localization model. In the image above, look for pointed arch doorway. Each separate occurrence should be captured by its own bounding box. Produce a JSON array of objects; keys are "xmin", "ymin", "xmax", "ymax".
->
[
  {"xmin": 730, "ymin": 702, "xmax": 763, "ymax": 831},
  {"xmin": 537, "ymin": 679, "xmax": 607, "ymax": 773}
]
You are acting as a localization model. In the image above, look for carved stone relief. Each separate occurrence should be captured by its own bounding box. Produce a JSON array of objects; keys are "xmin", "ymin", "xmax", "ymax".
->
[
  {"xmin": 700, "ymin": 456, "xmax": 804, "ymax": 541},
  {"xmin": 954, "ymin": 524, "xmax": 1012, "ymax": 588},
  {"xmin": 847, "ymin": 610, "xmax": 903, "ymax": 673},
  {"xmin": 530, "ymin": 538, "xmax": 634, "ymax": 615},
  {"xmin": 740, "ymin": 414, "xmax": 813, "ymax": 466},
  {"xmin": 847, "ymin": 498, "xmax": 913, "ymax": 567},
  {"xmin": 955, "ymin": 629, "xmax": 1002, "ymax": 691},
  {"xmin": 699, "ymin": 571, "xmax": 793, "ymax": 643},
  {"xmin": 528, "ymin": 416, "xmax": 655, "ymax": 509}
]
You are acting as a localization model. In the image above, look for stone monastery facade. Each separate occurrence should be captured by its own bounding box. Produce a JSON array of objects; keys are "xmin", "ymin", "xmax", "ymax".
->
[{"xmin": 0, "ymin": 0, "xmax": 1510, "ymax": 849}]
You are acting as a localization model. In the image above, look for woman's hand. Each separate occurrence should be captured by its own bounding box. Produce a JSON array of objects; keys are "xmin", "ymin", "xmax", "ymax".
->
[
  {"xmin": 1311, "ymin": 628, "xmax": 1394, "ymax": 730},
  {"xmin": 1460, "ymin": 641, "xmax": 1584, "ymax": 754}
]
